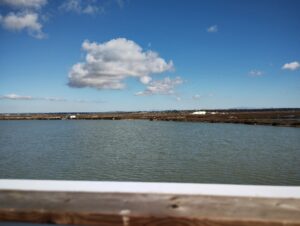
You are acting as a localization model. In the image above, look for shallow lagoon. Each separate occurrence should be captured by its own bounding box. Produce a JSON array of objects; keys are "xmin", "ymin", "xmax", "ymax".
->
[{"xmin": 0, "ymin": 120, "xmax": 299, "ymax": 185}]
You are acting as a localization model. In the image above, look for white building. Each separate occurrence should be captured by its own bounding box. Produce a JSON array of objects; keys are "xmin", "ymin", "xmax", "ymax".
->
[{"xmin": 191, "ymin": 111, "xmax": 207, "ymax": 115}]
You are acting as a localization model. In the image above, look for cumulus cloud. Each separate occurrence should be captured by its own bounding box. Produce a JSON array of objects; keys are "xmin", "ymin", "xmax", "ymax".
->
[
  {"xmin": 68, "ymin": 38, "xmax": 174, "ymax": 90},
  {"xmin": 0, "ymin": 0, "xmax": 47, "ymax": 39},
  {"xmin": 0, "ymin": 12, "xmax": 45, "ymax": 38},
  {"xmin": 207, "ymin": 25, "xmax": 218, "ymax": 33},
  {"xmin": 60, "ymin": 0, "xmax": 103, "ymax": 15},
  {"xmin": 282, "ymin": 61, "xmax": 300, "ymax": 71},
  {"xmin": 0, "ymin": 0, "xmax": 126, "ymax": 38},
  {"xmin": 135, "ymin": 77, "xmax": 183, "ymax": 96},
  {"xmin": 248, "ymin": 70, "xmax": 263, "ymax": 76},
  {"xmin": 0, "ymin": 0, "xmax": 47, "ymax": 9}
]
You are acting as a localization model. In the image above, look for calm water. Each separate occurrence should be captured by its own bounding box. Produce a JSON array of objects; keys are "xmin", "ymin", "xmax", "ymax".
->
[{"xmin": 0, "ymin": 120, "xmax": 300, "ymax": 185}]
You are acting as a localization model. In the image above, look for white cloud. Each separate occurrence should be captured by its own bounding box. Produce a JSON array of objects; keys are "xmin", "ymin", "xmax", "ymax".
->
[
  {"xmin": 60, "ymin": 0, "xmax": 103, "ymax": 15},
  {"xmin": 248, "ymin": 70, "xmax": 263, "ymax": 76},
  {"xmin": 0, "ymin": 93, "xmax": 33, "ymax": 100},
  {"xmin": 0, "ymin": 12, "xmax": 45, "ymax": 39},
  {"xmin": 0, "ymin": 0, "xmax": 47, "ymax": 9},
  {"xmin": 135, "ymin": 77, "xmax": 183, "ymax": 96},
  {"xmin": 0, "ymin": 0, "xmax": 47, "ymax": 39},
  {"xmin": 207, "ymin": 25, "xmax": 218, "ymax": 33},
  {"xmin": 0, "ymin": 94, "xmax": 65, "ymax": 101},
  {"xmin": 43, "ymin": 97, "xmax": 67, "ymax": 102},
  {"xmin": 68, "ymin": 38, "xmax": 174, "ymax": 90},
  {"xmin": 0, "ymin": 94, "xmax": 103, "ymax": 103},
  {"xmin": 282, "ymin": 61, "xmax": 300, "ymax": 71},
  {"xmin": 74, "ymin": 99, "xmax": 104, "ymax": 103},
  {"xmin": 140, "ymin": 76, "xmax": 152, "ymax": 84}
]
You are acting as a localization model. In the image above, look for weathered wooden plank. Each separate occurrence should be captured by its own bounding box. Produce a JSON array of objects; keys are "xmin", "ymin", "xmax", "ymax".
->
[{"xmin": 0, "ymin": 190, "xmax": 300, "ymax": 225}]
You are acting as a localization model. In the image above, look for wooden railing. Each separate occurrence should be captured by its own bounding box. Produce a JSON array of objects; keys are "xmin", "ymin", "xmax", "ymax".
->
[{"xmin": 0, "ymin": 180, "xmax": 300, "ymax": 226}]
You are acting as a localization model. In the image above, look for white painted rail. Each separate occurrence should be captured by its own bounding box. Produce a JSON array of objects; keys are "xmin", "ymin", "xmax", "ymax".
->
[{"xmin": 1, "ymin": 179, "xmax": 300, "ymax": 198}]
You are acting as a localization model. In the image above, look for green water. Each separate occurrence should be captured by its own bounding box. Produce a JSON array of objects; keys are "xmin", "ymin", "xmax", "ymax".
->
[{"xmin": 0, "ymin": 120, "xmax": 299, "ymax": 185}]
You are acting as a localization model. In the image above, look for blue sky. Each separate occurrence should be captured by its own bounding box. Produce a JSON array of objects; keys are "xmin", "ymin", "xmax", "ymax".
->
[{"xmin": 0, "ymin": 0, "xmax": 299, "ymax": 113}]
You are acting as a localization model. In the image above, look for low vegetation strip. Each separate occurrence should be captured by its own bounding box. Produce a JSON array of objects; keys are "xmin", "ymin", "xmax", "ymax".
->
[{"xmin": 1, "ymin": 109, "xmax": 300, "ymax": 128}]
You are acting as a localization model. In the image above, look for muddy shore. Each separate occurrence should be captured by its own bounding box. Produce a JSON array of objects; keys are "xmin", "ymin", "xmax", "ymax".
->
[{"xmin": 1, "ymin": 109, "xmax": 300, "ymax": 128}]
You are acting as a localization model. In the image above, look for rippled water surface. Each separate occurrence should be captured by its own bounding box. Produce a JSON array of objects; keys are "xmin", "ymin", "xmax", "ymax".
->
[{"xmin": 0, "ymin": 120, "xmax": 300, "ymax": 185}]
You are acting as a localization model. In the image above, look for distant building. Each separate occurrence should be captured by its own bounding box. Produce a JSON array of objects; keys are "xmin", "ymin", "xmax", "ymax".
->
[
  {"xmin": 191, "ymin": 111, "xmax": 207, "ymax": 115},
  {"xmin": 69, "ymin": 115, "xmax": 77, "ymax": 119}
]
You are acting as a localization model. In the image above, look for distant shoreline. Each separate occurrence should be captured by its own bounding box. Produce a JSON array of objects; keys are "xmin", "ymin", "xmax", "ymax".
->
[{"xmin": 1, "ymin": 109, "xmax": 300, "ymax": 128}]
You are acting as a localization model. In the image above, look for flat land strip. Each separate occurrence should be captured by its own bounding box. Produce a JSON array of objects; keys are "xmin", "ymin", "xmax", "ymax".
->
[{"xmin": 1, "ymin": 109, "xmax": 300, "ymax": 128}]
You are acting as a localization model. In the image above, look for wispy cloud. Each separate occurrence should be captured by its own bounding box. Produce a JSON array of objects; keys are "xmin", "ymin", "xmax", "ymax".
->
[
  {"xmin": 60, "ymin": 0, "xmax": 128, "ymax": 15},
  {"xmin": 74, "ymin": 99, "xmax": 104, "ymax": 103},
  {"xmin": 0, "ymin": 94, "xmax": 103, "ymax": 103},
  {"xmin": 68, "ymin": 38, "xmax": 174, "ymax": 90},
  {"xmin": 0, "ymin": 93, "xmax": 33, "ymax": 100},
  {"xmin": 282, "ymin": 61, "xmax": 300, "ymax": 71},
  {"xmin": 175, "ymin": 96, "xmax": 181, "ymax": 102},
  {"xmin": 193, "ymin": 94, "xmax": 201, "ymax": 100},
  {"xmin": 135, "ymin": 77, "xmax": 183, "ymax": 96},
  {"xmin": 0, "ymin": 94, "xmax": 65, "ymax": 101},
  {"xmin": 248, "ymin": 70, "xmax": 264, "ymax": 77},
  {"xmin": 207, "ymin": 25, "xmax": 218, "ymax": 33},
  {"xmin": 43, "ymin": 97, "xmax": 67, "ymax": 102},
  {"xmin": 0, "ymin": 0, "xmax": 47, "ymax": 9},
  {"xmin": 60, "ymin": 0, "xmax": 105, "ymax": 15},
  {"xmin": 116, "ymin": 0, "xmax": 125, "ymax": 8}
]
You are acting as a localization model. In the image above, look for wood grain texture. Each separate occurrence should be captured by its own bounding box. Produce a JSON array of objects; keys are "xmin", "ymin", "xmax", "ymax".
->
[{"xmin": 0, "ymin": 190, "xmax": 300, "ymax": 225}]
